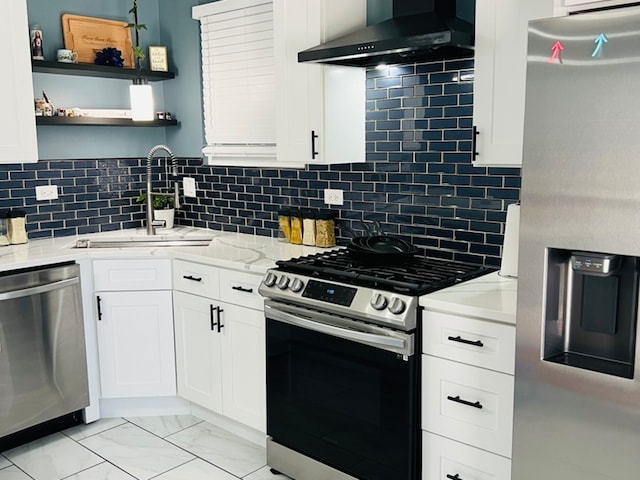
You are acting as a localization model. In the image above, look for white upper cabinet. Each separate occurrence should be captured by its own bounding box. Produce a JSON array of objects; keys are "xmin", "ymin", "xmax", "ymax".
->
[
  {"xmin": 556, "ymin": 0, "xmax": 638, "ymax": 13},
  {"xmin": 472, "ymin": 0, "xmax": 555, "ymax": 167},
  {"xmin": 274, "ymin": 0, "xmax": 366, "ymax": 166},
  {"xmin": 1, "ymin": 0, "xmax": 38, "ymax": 163},
  {"xmin": 194, "ymin": 0, "xmax": 366, "ymax": 167}
]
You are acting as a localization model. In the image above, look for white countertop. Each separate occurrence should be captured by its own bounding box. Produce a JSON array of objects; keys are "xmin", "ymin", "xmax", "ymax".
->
[
  {"xmin": 420, "ymin": 271, "xmax": 517, "ymax": 325},
  {"xmin": 0, "ymin": 228, "xmax": 518, "ymax": 324},
  {"xmin": 0, "ymin": 227, "xmax": 328, "ymax": 274}
]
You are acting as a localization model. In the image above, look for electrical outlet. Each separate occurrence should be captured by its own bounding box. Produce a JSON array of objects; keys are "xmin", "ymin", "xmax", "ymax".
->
[
  {"xmin": 183, "ymin": 177, "xmax": 197, "ymax": 197},
  {"xmin": 35, "ymin": 185, "xmax": 58, "ymax": 201},
  {"xmin": 324, "ymin": 188, "xmax": 344, "ymax": 206}
]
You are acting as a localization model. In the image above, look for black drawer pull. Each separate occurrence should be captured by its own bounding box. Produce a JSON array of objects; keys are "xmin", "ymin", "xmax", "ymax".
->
[
  {"xmin": 447, "ymin": 395, "xmax": 483, "ymax": 409},
  {"xmin": 447, "ymin": 335, "xmax": 483, "ymax": 348},
  {"xmin": 447, "ymin": 474, "xmax": 462, "ymax": 480},
  {"xmin": 183, "ymin": 275, "xmax": 203, "ymax": 282},
  {"xmin": 183, "ymin": 275, "xmax": 202, "ymax": 282},
  {"xmin": 232, "ymin": 285, "xmax": 254, "ymax": 294}
]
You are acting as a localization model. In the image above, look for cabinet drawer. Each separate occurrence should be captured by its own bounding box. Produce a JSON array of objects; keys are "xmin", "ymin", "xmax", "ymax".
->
[
  {"xmin": 422, "ymin": 355, "xmax": 514, "ymax": 458},
  {"xmin": 220, "ymin": 269, "xmax": 264, "ymax": 311},
  {"xmin": 422, "ymin": 310, "xmax": 515, "ymax": 374},
  {"xmin": 93, "ymin": 259, "xmax": 171, "ymax": 291},
  {"xmin": 173, "ymin": 260, "xmax": 220, "ymax": 299},
  {"xmin": 422, "ymin": 431, "xmax": 511, "ymax": 480}
]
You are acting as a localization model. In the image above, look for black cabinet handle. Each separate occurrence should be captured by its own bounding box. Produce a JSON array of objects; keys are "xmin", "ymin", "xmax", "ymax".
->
[
  {"xmin": 183, "ymin": 275, "xmax": 202, "ymax": 282},
  {"xmin": 232, "ymin": 285, "xmax": 254, "ymax": 294},
  {"xmin": 447, "ymin": 474, "xmax": 462, "ymax": 480},
  {"xmin": 210, "ymin": 304, "xmax": 215, "ymax": 331},
  {"xmin": 311, "ymin": 130, "xmax": 319, "ymax": 159},
  {"xmin": 447, "ymin": 335, "xmax": 484, "ymax": 348},
  {"xmin": 96, "ymin": 295, "xmax": 103, "ymax": 321},
  {"xmin": 447, "ymin": 395, "xmax": 483, "ymax": 409},
  {"xmin": 216, "ymin": 306, "xmax": 224, "ymax": 333},
  {"xmin": 471, "ymin": 125, "xmax": 479, "ymax": 161},
  {"xmin": 210, "ymin": 305, "xmax": 224, "ymax": 333}
]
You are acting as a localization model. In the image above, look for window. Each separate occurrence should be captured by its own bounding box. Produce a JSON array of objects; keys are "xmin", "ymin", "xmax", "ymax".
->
[{"xmin": 193, "ymin": 0, "xmax": 276, "ymax": 163}]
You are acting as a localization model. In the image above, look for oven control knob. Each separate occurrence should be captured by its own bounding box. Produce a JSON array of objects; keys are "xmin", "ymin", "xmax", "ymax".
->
[
  {"xmin": 264, "ymin": 272, "xmax": 278, "ymax": 288},
  {"xmin": 290, "ymin": 278, "xmax": 304, "ymax": 293},
  {"xmin": 388, "ymin": 297, "xmax": 407, "ymax": 315},
  {"xmin": 370, "ymin": 293, "xmax": 388, "ymax": 311},
  {"xmin": 277, "ymin": 275, "xmax": 290, "ymax": 290}
]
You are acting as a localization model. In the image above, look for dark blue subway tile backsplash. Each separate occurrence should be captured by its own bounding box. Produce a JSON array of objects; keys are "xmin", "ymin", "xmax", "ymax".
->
[{"xmin": 0, "ymin": 57, "xmax": 520, "ymax": 268}]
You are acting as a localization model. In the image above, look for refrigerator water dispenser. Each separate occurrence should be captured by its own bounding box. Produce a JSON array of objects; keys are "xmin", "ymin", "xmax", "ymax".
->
[{"xmin": 543, "ymin": 249, "xmax": 638, "ymax": 379}]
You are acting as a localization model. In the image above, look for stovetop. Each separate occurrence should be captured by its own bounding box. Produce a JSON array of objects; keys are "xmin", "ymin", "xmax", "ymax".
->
[{"xmin": 275, "ymin": 248, "xmax": 494, "ymax": 296}]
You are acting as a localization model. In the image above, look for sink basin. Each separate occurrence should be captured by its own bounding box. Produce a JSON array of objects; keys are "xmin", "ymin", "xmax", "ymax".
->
[{"xmin": 72, "ymin": 238, "xmax": 214, "ymax": 249}]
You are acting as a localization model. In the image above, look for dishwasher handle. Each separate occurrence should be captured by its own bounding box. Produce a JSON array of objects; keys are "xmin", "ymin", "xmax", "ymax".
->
[{"xmin": 0, "ymin": 277, "xmax": 80, "ymax": 301}]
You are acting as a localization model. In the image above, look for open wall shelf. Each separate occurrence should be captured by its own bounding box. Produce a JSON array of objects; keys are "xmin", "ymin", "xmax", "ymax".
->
[
  {"xmin": 35, "ymin": 117, "xmax": 178, "ymax": 127},
  {"xmin": 31, "ymin": 60, "xmax": 175, "ymax": 81}
]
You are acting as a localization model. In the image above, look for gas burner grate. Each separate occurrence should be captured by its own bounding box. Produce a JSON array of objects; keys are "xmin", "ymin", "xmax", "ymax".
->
[{"xmin": 275, "ymin": 248, "xmax": 494, "ymax": 295}]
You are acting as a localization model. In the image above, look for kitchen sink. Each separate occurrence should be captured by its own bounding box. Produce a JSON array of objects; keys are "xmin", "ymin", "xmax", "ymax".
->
[{"xmin": 72, "ymin": 238, "xmax": 214, "ymax": 248}]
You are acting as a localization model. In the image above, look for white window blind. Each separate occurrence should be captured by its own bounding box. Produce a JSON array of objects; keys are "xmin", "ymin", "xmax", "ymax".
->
[{"xmin": 194, "ymin": 0, "xmax": 276, "ymax": 161}]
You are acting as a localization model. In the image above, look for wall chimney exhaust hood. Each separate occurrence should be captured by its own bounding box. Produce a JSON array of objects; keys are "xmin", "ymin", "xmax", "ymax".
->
[{"xmin": 298, "ymin": 0, "xmax": 475, "ymax": 67}]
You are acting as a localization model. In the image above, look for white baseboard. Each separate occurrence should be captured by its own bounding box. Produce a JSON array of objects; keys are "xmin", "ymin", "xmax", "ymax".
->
[{"xmin": 99, "ymin": 396, "xmax": 191, "ymax": 419}]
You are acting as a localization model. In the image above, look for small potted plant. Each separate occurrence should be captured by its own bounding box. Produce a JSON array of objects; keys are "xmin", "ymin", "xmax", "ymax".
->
[{"xmin": 136, "ymin": 192, "xmax": 175, "ymax": 228}]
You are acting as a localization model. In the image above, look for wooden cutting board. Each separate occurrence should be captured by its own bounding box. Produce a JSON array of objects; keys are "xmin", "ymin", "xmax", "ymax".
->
[{"xmin": 61, "ymin": 13, "xmax": 134, "ymax": 68}]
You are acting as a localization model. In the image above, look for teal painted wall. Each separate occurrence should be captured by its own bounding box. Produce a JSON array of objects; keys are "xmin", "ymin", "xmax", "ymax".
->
[{"xmin": 27, "ymin": 0, "xmax": 205, "ymax": 160}]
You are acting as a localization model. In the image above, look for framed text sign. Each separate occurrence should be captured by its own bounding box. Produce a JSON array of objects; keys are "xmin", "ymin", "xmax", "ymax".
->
[{"xmin": 149, "ymin": 46, "xmax": 168, "ymax": 72}]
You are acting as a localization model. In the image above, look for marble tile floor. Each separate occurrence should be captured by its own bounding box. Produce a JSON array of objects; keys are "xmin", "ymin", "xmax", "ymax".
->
[{"xmin": 0, "ymin": 415, "xmax": 291, "ymax": 480}]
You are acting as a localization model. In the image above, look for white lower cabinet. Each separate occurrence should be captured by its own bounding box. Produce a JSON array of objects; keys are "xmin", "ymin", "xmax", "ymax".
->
[
  {"xmin": 422, "ymin": 432, "xmax": 511, "ymax": 480},
  {"xmin": 173, "ymin": 291, "xmax": 223, "ymax": 412},
  {"xmin": 422, "ymin": 355, "xmax": 514, "ymax": 458},
  {"xmin": 96, "ymin": 290, "xmax": 176, "ymax": 398},
  {"xmin": 219, "ymin": 301, "xmax": 266, "ymax": 431},
  {"xmin": 422, "ymin": 308, "xmax": 516, "ymax": 479},
  {"xmin": 93, "ymin": 259, "xmax": 176, "ymax": 399},
  {"xmin": 173, "ymin": 263, "xmax": 266, "ymax": 432}
]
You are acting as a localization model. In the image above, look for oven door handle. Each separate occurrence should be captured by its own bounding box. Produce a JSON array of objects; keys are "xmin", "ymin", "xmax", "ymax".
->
[{"xmin": 265, "ymin": 302, "xmax": 413, "ymax": 356}]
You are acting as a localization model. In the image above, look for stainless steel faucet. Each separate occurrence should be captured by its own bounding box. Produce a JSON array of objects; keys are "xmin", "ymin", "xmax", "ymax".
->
[{"xmin": 145, "ymin": 144, "xmax": 180, "ymax": 235}]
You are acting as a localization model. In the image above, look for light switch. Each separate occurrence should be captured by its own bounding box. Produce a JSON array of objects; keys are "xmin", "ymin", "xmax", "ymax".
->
[{"xmin": 183, "ymin": 177, "xmax": 197, "ymax": 197}]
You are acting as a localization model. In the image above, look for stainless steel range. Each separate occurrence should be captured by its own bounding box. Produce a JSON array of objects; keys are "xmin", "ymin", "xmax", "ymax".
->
[{"xmin": 259, "ymin": 249, "xmax": 491, "ymax": 480}]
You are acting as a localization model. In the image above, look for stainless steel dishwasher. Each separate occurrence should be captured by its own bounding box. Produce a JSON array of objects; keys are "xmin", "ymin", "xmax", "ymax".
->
[{"xmin": 0, "ymin": 262, "xmax": 89, "ymax": 443}]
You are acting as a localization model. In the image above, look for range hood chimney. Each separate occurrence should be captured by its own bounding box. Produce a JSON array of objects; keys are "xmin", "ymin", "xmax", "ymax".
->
[{"xmin": 298, "ymin": 0, "xmax": 475, "ymax": 67}]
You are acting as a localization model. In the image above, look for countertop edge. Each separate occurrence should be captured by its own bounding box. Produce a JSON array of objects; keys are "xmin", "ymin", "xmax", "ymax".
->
[{"xmin": 420, "ymin": 271, "xmax": 518, "ymax": 325}]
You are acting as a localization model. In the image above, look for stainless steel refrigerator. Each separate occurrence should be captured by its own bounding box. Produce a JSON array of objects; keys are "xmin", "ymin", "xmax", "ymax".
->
[{"xmin": 514, "ymin": 6, "xmax": 640, "ymax": 479}]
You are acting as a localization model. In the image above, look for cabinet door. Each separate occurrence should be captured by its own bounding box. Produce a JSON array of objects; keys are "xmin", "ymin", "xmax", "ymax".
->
[
  {"xmin": 274, "ymin": 0, "xmax": 366, "ymax": 165},
  {"xmin": 93, "ymin": 259, "xmax": 172, "ymax": 291},
  {"xmin": 422, "ymin": 355, "xmax": 514, "ymax": 458},
  {"xmin": 2, "ymin": 0, "xmax": 38, "ymax": 163},
  {"xmin": 473, "ymin": 0, "xmax": 555, "ymax": 166},
  {"xmin": 422, "ymin": 310, "xmax": 516, "ymax": 374},
  {"xmin": 96, "ymin": 291, "xmax": 176, "ymax": 398},
  {"xmin": 219, "ymin": 301, "xmax": 266, "ymax": 432},
  {"xmin": 173, "ymin": 291, "xmax": 223, "ymax": 413},
  {"xmin": 422, "ymin": 431, "xmax": 511, "ymax": 480}
]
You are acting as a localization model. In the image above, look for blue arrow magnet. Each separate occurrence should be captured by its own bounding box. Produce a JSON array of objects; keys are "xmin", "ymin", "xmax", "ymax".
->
[{"xmin": 592, "ymin": 33, "xmax": 608, "ymax": 57}]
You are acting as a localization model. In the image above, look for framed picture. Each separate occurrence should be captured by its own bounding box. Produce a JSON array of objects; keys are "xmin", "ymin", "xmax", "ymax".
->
[{"xmin": 148, "ymin": 46, "xmax": 168, "ymax": 72}]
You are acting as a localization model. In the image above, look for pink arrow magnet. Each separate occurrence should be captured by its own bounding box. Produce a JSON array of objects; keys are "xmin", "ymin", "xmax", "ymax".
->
[{"xmin": 548, "ymin": 41, "xmax": 564, "ymax": 64}]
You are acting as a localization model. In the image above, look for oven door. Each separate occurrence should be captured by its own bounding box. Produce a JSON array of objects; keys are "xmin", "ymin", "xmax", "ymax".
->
[{"xmin": 265, "ymin": 300, "xmax": 418, "ymax": 480}]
